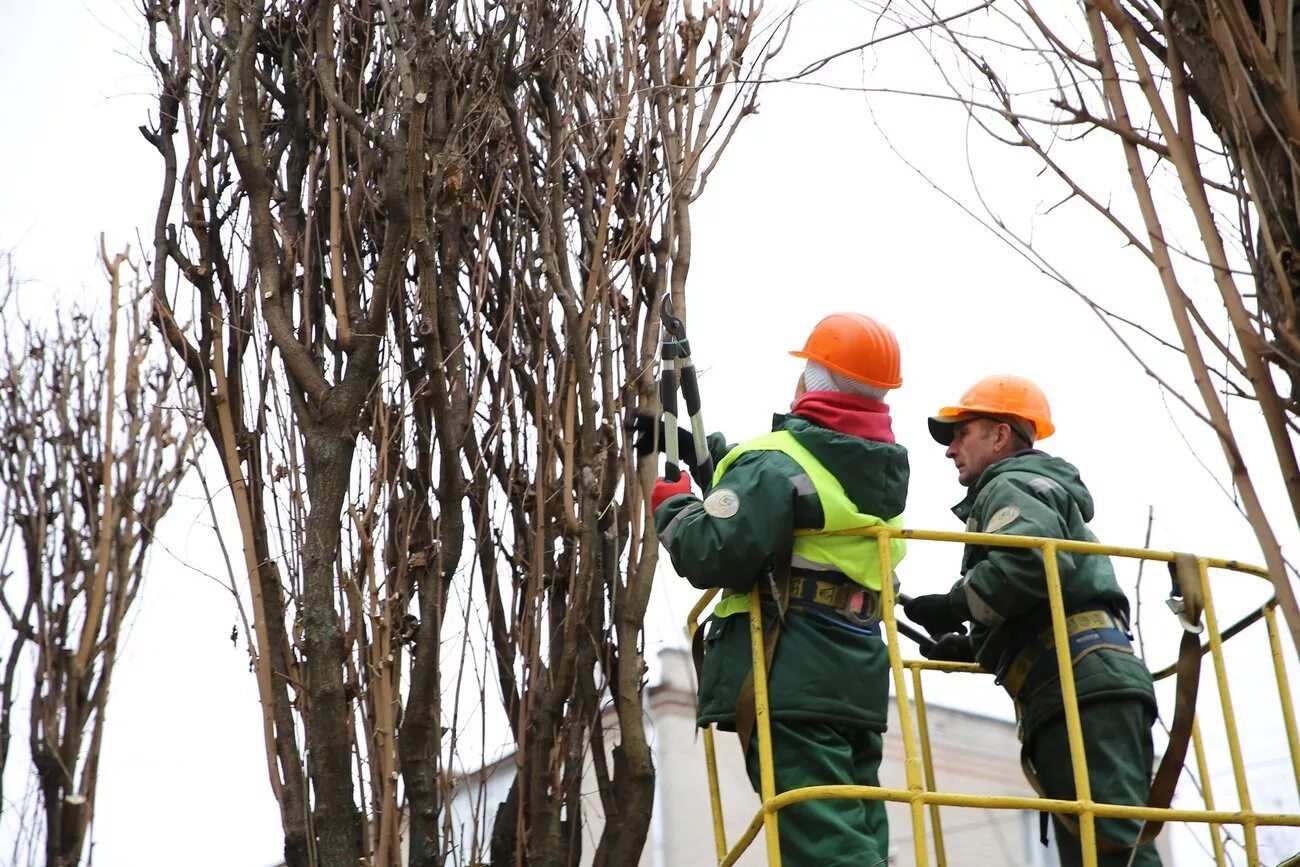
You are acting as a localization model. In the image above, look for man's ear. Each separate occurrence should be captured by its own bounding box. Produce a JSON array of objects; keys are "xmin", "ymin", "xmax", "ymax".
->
[{"xmin": 996, "ymin": 422, "xmax": 1018, "ymax": 452}]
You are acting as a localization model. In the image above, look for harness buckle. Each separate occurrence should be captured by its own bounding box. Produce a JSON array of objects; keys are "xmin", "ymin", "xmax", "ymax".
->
[
  {"xmin": 840, "ymin": 588, "xmax": 882, "ymax": 627},
  {"xmin": 1166, "ymin": 596, "xmax": 1204, "ymax": 635},
  {"xmin": 765, "ymin": 566, "xmax": 788, "ymax": 624}
]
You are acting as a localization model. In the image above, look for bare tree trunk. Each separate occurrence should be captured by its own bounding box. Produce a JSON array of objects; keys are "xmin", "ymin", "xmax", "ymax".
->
[{"xmin": 299, "ymin": 414, "xmax": 366, "ymax": 861}]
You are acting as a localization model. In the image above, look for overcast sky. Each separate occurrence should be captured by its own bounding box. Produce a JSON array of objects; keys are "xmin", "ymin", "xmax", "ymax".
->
[{"xmin": 2, "ymin": 1, "xmax": 1297, "ymax": 865}]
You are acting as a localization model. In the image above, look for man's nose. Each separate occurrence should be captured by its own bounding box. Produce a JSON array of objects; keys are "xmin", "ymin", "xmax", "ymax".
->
[{"xmin": 945, "ymin": 442, "xmax": 958, "ymax": 460}]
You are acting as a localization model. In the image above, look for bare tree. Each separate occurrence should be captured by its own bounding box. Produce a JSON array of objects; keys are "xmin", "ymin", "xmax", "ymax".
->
[
  {"xmin": 0, "ymin": 245, "xmax": 199, "ymax": 866},
  {"xmin": 140, "ymin": 1, "xmax": 776, "ymax": 864},
  {"xmin": 873, "ymin": 0, "xmax": 1300, "ymax": 650}
]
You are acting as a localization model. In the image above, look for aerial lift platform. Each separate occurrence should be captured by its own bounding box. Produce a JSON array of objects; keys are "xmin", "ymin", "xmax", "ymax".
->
[{"xmin": 686, "ymin": 526, "xmax": 1300, "ymax": 867}]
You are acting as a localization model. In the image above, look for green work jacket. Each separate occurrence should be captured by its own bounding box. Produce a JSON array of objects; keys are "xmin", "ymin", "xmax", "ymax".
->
[
  {"xmin": 655, "ymin": 413, "xmax": 909, "ymax": 732},
  {"xmin": 946, "ymin": 451, "xmax": 1156, "ymax": 736}
]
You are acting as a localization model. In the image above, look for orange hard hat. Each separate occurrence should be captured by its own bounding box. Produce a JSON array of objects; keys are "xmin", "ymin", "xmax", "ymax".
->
[
  {"xmin": 789, "ymin": 313, "xmax": 902, "ymax": 390},
  {"xmin": 928, "ymin": 375, "xmax": 1055, "ymax": 444}
]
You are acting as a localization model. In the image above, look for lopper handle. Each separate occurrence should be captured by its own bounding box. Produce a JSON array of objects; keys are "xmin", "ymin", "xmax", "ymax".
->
[{"xmin": 660, "ymin": 338, "xmax": 680, "ymax": 482}]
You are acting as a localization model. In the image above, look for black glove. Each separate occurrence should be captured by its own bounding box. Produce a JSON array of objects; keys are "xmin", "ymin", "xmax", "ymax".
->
[
  {"xmin": 903, "ymin": 593, "xmax": 967, "ymax": 637},
  {"xmin": 920, "ymin": 632, "xmax": 975, "ymax": 663},
  {"xmin": 628, "ymin": 412, "xmax": 710, "ymax": 487},
  {"xmin": 628, "ymin": 411, "xmax": 696, "ymax": 461}
]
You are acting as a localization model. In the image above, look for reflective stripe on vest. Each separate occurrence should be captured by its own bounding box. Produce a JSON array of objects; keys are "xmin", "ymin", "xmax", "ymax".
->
[{"xmin": 709, "ymin": 430, "xmax": 906, "ymax": 619}]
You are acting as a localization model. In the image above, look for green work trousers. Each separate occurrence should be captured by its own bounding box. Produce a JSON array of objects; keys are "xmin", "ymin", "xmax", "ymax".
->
[
  {"xmin": 745, "ymin": 720, "xmax": 888, "ymax": 867},
  {"xmin": 1027, "ymin": 698, "xmax": 1162, "ymax": 867}
]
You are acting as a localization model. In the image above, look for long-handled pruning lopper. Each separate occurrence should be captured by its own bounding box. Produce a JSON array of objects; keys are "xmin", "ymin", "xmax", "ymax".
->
[{"xmin": 659, "ymin": 295, "xmax": 713, "ymax": 486}]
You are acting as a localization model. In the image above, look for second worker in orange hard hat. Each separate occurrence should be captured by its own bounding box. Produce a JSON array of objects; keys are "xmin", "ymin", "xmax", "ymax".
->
[{"xmin": 904, "ymin": 375, "xmax": 1161, "ymax": 867}]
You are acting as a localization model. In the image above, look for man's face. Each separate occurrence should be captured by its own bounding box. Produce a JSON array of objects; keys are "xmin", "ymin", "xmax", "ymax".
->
[{"xmin": 945, "ymin": 418, "xmax": 1005, "ymax": 487}]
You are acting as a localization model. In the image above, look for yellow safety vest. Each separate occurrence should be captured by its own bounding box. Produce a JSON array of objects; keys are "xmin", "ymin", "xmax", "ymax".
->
[{"xmin": 709, "ymin": 430, "xmax": 906, "ymax": 619}]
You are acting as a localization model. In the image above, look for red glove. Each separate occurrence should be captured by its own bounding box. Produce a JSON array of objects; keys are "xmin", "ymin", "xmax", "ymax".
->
[{"xmin": 650, "ymin": 475, "xmax": 693, "ymax": 512}]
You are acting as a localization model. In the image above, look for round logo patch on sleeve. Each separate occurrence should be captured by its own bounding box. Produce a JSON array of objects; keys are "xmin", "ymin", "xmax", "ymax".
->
[
  {"xmin": 703, "ymin": 488, "xmax": 740, "ymax": 519},
  {"xmin": 983, "ymin": 505, "xmax": 1021, "ymax": 534}
]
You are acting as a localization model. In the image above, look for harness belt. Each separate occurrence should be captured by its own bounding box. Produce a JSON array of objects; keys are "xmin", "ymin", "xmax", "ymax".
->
[
  {"xmin": 758, "ymin": 567, "xmax": 883, "ymax": 625},
  {"xmin": 997, "ymin": 607, "xmax": 1133, "ymax": 702}
]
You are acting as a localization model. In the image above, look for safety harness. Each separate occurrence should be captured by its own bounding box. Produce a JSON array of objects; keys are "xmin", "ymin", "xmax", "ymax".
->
[
  {"xmin": 998, "ymin": 607, "xmax": 1134, "ymax": 703},
  {"xmin": 786, "ymin": 569, "xmax": 889, "ymax": 622}
]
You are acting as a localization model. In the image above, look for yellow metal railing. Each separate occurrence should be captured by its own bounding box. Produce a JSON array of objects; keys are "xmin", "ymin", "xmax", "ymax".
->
[{"xmin": 685, "ymin": 527, "xmax": 1300, "ymax": 867}]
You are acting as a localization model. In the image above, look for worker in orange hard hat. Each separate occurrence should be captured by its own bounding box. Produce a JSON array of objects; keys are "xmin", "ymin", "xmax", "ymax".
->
[
  {"xmin": 637, "ymin": 312, "xmax": 908, "ymax": 865},
  {"xmin": 904, "ymin": 375, "xmax": 1161, "ymax": 867}
]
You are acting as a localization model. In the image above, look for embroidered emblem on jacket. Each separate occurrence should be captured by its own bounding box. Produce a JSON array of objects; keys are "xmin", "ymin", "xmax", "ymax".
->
[
  {"xmin": 703, "ymin": 488, "xmax": 740, "ymax": 519},
  {"xmin": 984, "ymin": 505, "xmax": 1021, "ymax": 534}
]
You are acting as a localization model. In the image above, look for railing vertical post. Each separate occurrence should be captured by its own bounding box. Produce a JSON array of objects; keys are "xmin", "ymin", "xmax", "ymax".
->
[
  {"xmin": 1198, "ymin": 558, "xmax": 1258, "ymax": 861},
  {"xmin": 911, "ymin": 664, "xmax": 947, "ymax": 866},
  {"xmin": 1263, "ymin": 604, "xmax": 1300, "ymax": 802},
  {"xmin": 687, "ymin": 593, "xmax": 729, "ymax": 862},
  {"xmin": 1042, "ymin": 542, "xmax": 1098, "ymax": 867},
  {"xmin": 878, "ymin": 532, "xmax": 931, "ymax": 867},
  {"xmin": 702, "ymin": 726, "xmax": 728, "ymax": 861},
  {"xmin": 1190, "ymin": 716, "xmax": 1227, "ymax": 866},
  {"xmin": 746, "ymin": 588, "xmax": 782, "ymax": 866}
]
